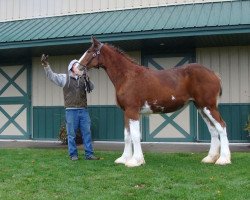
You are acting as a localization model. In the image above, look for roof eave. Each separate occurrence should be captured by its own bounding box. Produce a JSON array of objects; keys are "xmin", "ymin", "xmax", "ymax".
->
[{"xmin": 1, "ymin": 25, "xmax": 250, "ymax": 50}]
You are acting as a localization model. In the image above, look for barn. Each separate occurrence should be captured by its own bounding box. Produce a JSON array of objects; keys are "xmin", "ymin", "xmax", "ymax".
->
[{"xmin": 0, "ymin": 0, "xmax": 249, "ymax": 143}]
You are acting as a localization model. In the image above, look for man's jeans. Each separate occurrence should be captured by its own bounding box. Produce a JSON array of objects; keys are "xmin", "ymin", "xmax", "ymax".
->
[{"xmin": 65, "ymin": 108, "xmax": 94, "ymax": 159}]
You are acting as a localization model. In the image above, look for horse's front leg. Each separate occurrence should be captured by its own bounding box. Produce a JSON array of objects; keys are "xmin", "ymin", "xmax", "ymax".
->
[
  {"xmin": 114, "ymin": 128, "xmax": 132, "ymax": 164},
  {"xmin": 125, "ymin": 119, "xmax": 145, "ymax": 167}
]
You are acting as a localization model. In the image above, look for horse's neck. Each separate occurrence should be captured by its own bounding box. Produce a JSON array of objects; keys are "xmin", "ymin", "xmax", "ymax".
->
[{"xmin": 102, "ymin": 49, "xmax": 136, "ymax": 89}]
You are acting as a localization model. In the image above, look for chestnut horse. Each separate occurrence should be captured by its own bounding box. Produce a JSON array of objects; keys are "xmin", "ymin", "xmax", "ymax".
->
[{"xmin": 76, "ymin": 37, "xmax": 231, "ymax": 167}]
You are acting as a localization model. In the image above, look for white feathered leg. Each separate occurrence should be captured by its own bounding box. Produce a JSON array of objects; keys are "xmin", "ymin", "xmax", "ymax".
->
[
  {"xmin": 114, "ymin": 128, "xmax": 132, "ymax": 165},
  {"xmin": 125, "ymin": 120, "xmax": 145, "ymax": 167},
  {"xmin": 215, "ymin": 127, "xmax": 231, "ymax": 165},
  {"xmin": 203, "ymin": 107, "xmax": 231, "ymax": 165},
  {"xmin": 199, "ymin": 110, "xmax": 220, "ymax": 163}
]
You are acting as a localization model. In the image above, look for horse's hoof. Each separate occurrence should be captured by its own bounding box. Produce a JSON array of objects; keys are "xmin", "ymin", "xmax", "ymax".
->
[
  {"xmin": 125, "ymin": 158, "xmax": 145, "ymax": 167},
  {"xmin": 114, "ymin": 156, "xmax": 131, "ymax": 165},
  {"xmin": 201, "ymin": 155, "xmax": 219, "ymax": 164},
  {"xmin": 215, "ymin": 157, "xmax": 231, "ymax": 165}
]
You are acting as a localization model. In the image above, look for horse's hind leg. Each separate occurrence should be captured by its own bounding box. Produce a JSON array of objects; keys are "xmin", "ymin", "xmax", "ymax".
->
[
  {"xmin": 199, "ymin": 110, "xmax": 220, "ymax": 163},
  {"xmin": 114, "ymin": 127, "xmax": 132, "ymax": 165},
  {"xmin": 202, "ymin": 107, "xmax": 231, "ymax": 165}
]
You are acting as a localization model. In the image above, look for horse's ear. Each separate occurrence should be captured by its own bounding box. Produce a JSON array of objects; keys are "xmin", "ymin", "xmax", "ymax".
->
[
  {"xmin": 91, "ymin": 36, "xmax": 101, "ymax": 47},
  {"xmin": 91, "ymin": 35, "xmax": 95, "ymax": 43}
]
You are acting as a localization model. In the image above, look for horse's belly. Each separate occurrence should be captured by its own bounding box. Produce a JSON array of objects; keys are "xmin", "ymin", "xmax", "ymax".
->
[
  {"xmin": 140, "ymin": 99, "xmax": 186, "ymax": 114},
  {"xmin": 140, "ymin": 101, "xmax": 154, "ymax": 114}
]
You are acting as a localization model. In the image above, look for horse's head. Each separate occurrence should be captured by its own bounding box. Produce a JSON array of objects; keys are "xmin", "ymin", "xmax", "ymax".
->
[{"xmin": 77, "ymin": 36, "xmax": 104, "ymax": 74}]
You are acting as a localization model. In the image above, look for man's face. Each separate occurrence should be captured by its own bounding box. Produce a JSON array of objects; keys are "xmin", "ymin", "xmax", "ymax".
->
[
  {"xmin": 71, "ymin": 63, "xmax": 83, "ymax": 76},
  {"xmin": 71, "ymin": 63, "xmax": 78, "ymax": 73}
]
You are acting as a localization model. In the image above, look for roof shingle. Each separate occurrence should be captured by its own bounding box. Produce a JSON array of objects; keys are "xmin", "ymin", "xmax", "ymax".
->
[{"xmin": 0, "ymin": 1, "xmax": 250, "ymax": 49}]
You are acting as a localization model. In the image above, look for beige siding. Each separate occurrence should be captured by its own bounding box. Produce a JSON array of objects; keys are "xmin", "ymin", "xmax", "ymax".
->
[
  {"xmin": 147, "ymin": 56, "xmax": 191, "ymax": 139},
  {"xmin": 196, "ymin": 46, "xmax": 250, "ymax": 103},
  {"xmin": 0, "ymin": 0, "xmax": 230, "ymax": 22},
  {"xmin": 32, "ymin": 51, "xmax": 141, "ymax": 106}
]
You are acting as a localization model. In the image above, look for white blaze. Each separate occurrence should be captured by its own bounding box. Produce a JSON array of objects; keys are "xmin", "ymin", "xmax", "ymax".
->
[
  {"xmin": 74, "ymin": 51, "xmax": 87, "ymax": 76},
  {"xmin": 78, "ymin": 51, "xmax": 87, "ymax": 63}
]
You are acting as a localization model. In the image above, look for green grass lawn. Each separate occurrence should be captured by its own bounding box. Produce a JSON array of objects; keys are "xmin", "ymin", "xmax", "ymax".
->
[{"xmin": 0, "ymin": 149, "xmax": 249, "ymax": 200}]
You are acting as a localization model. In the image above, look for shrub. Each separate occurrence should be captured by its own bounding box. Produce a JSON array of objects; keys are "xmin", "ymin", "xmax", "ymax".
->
[
  {"xmin": 244, "ymin": 115, "xmax": 250, "ymax": 137},
  {"xmin": 58, "ymin": 125, "xmax": 82, "ymax": 145}
]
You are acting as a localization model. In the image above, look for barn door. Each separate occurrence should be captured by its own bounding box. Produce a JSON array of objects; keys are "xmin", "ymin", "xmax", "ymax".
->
[
  {"xmin": 142, "ymin": 54, "xmax": 197, "ymax": 142},
  {"xmin": 0, "ymin": 64, "xmax": 31, "ymax": 139}
]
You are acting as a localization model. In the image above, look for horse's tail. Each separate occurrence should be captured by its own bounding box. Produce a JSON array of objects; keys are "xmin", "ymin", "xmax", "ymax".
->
[
  {"xmin": 216, "ymin": 74, "xmax": 222, "ymax": 97},
  {"xmin": 216, "ymin": 72, "xmax": 223, "ymax": 97},
  {"xmin": 219, "ymin": 85, "xmax": 222, "ymax": 97},
  {"xmin": 215, "ymin": 72, "xmax": 223, "ymax": 107}
]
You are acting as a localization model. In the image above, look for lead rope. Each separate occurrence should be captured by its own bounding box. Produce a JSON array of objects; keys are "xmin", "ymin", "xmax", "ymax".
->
[
  {"xmin": 84, "ymin": 76, "xmax": 92, "ymax": 93},
  {"xmin": 82, "ymin": 66, "xmax": 92, "ymax": 93}
]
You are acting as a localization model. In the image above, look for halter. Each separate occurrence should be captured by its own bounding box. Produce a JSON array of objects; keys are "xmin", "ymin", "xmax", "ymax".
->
[
  {"xmin": 81, "ymin": 43, "xmax": 104, "ymax": 69},
  {"xmin": 75, "ymin": 43, "xmax": 103, "ymax": 93},
  {"xmin": 76, "ymin": 62, "xmax": 88, "ymax": 76}
]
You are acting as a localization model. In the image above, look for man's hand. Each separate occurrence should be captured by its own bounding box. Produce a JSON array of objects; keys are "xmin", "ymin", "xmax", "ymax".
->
[{"xmin": 41, "ymin": 54, "xmax": 49, "ymax": 66}]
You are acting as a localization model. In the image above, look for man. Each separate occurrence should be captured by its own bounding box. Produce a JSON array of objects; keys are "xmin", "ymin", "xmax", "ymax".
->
[{"xmin": 41, "ymin": 54, "xmax": 99, "ymax": 161}]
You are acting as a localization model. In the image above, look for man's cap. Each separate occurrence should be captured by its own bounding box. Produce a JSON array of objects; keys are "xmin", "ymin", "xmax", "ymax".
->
[{"xmin": 68, "ymin": 59, "xmax": 78, "ymax": 71}]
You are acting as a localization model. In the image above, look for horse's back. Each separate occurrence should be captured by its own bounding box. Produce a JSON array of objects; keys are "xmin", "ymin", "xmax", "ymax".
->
[
  {"xmin": 159, "ymin": 63, "xmax": 221, "ymax": 86},
  {"xmin": 150, "ymin": 63, "xmax": 219, "ymax": 87},
  {"xmin": 153, "ymin": 63, "xmax": 222, "ymax": 107}
]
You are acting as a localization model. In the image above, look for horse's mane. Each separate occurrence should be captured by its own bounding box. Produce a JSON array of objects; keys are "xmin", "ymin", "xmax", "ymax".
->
[{"xmin": 107, "ymin": 44, "xmax": 138, "ymax": 65}]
